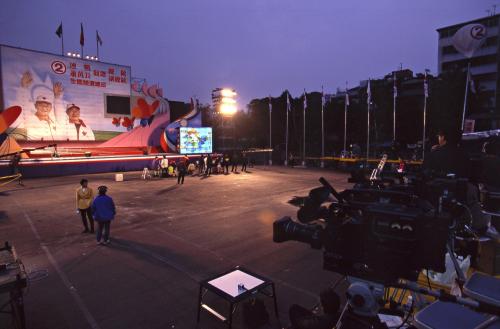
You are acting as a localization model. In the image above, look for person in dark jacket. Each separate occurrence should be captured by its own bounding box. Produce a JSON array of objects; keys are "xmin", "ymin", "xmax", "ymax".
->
[
  {"xmin": 423, "ymin": 128, "xmax": 469, "ymax": 178},
  {"xmin": 205, "ymin": 154, "xmax": 213, "ymax": 176},
  {"xmin": 177, "ymin": 158, "xmax": 187, "ymax": 184},
  {"xmin": 92, "ymin": 185, "xmax": 116, "ymax": 245},
  {"xmin": 241, "ymin": 152, "xmax": 248, "ymax": 172},
  {"xmin": 231, "ymin": 151, "xmax": 239, "ymax": 173}
]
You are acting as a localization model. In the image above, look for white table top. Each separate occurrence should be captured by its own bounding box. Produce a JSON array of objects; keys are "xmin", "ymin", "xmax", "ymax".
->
[{"xmin": 207, "ymin": 270, "xmax": 265, "ymax": 297}]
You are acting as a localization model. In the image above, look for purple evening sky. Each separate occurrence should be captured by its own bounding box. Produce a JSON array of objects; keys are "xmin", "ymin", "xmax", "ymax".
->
[{"xmin": 0, "ymin": 0, "xmax": 496, "ymax": 107}]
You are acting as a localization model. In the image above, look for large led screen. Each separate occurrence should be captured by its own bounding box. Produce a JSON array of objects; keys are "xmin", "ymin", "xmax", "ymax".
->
[{"xmin": 179, "ymin": 127, "xmax": 212, "ymax": 154}]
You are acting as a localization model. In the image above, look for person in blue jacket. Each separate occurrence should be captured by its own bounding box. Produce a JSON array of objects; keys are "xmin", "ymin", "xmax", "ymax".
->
[{"xmin": 92, "ymin": 185, "xmax": 116, "ymax": 245}]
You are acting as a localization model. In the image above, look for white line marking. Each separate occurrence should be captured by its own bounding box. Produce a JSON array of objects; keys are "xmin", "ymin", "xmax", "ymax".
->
[{"xmin": 16, "ymin": 200, "xmax": 101, "ymax": 329}]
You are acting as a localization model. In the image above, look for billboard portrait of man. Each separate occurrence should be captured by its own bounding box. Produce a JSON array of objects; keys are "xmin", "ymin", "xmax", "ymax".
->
[
  {"xmin": 64, "ymin": 103, "xmax": 95, "ymax": 141},
  {"xmin": 21, "ymin": 71, "xmax": 67, "ymax": 141}
]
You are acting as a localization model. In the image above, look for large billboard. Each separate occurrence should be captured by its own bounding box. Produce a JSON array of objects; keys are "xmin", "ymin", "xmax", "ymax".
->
[
  {"xmin": 179, "ymin": 127, "xmax": 212, "ymax": 154},
  {"xmin": 0, "ymin": 45, "xmax": 131, "ymax": 141}
]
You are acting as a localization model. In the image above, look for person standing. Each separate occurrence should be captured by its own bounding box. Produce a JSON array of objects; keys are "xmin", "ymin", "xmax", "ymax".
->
[
  {"xmin": 205, "ymin": 154, "xmax": 213, "ymax": 176},
  {"xmin": 160, "ymin": 156, "xmax": 169, "ymax": 177},
  {"xmin": 199, "ymin": 154, "xmax": 206, "ymax": 175},
  {"xmin": 231, "ymin": 151, "xmax": 239, "ymax": 173},
  {"xmin": 76, "ymin": 179, "xmax": 94, "ymax": 233},
  {"xmin": 10, "ymin": 152, "xmax": 23, "ymax": 186},
  {"xmin": 92, "ymin": 186, "xmax": 116, "ymax": 245},
  {"xmin": 177, "ymin": 158, "xmax": 187, "ymax": 184},
  {"xmin": 241, "ymin": 152, "xmax": 248, "ymax": 172},
  {"xmin": 223, "ymin": 154, "xmax": 230, "ymax": 174}
]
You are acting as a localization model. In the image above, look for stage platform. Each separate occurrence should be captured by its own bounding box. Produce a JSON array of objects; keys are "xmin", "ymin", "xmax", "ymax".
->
[{"xmin": 0, "ymin": 153, "xmax": 191, "ymax": 178}]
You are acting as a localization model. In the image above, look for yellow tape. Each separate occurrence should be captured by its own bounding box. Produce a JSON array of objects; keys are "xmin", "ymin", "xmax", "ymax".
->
[{"xmin": 0, "ymin": 174, "xmax": 22, "ymax": 187}]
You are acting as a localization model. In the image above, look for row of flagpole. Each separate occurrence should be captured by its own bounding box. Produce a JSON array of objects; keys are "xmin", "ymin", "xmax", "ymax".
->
[
  {"xmin": 55, "ymin": 22, "xmax": 103, "ymax": 58},
  {"xmin": 267, "ymin": 74, "xmax": 433, "ymax": 165}
]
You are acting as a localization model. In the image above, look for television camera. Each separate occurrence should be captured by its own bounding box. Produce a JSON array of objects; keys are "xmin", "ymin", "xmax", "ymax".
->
[{"xmin": 273, "ymin": 176, "xmax": 500, "ymax": 328}]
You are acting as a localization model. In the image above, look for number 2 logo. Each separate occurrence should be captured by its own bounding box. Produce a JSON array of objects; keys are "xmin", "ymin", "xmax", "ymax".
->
[{"xmin": 51, "ymin": 61, "xmax": 66, "ymax": 74}]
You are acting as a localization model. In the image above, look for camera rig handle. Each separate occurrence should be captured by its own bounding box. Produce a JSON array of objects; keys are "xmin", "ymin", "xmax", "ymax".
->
[
  {"xmin": 393, "ymin": 281, "xmax": 500, "ymax": 317},
  {"xmin": 319, "ymin": 177, "xmax": 347, "ymax": 204}
]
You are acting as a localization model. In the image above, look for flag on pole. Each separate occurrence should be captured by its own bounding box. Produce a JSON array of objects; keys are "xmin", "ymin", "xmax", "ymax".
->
[
  {"xmin": 468, "ymin": 70, "xmax": 476, "ymax": 94},
  {"xmin": 345, "ymin": 92, "xmax": 350, "ymax": 106},
  {"xmin": 286, "ymin": 92, "xmax": 291, "ymax": 112},
  {"xmin": 393, "ymin": 74, "xmax": 398, "ymax": 98},
  {"xmin": 55, "ymin": 23, "xmax": 63, "ymax": 38},
  {"xmin": 303, "ymin": 89, "xmax": 307, "ymax": 110},
  {"xmin": 367, "ymin": 79, "xmax": 371, "ymax": 105},
  {"xmin": 424, "ymin": 72, "xmax": 429, "ymax": 98},
  {"xmin": 96, "ymin": 30, "xmax": 103, "ymax": 46},
  {"xmin": 80, "ymin": 23, "xmax": 85, "ymax": 46},
  {"xmin": 268, "ymin": 96, "xmax": 272, "ymax": 112},
  {"xmin": 321, "ymin": 88, "xmax": 325, "ymax": 109}
]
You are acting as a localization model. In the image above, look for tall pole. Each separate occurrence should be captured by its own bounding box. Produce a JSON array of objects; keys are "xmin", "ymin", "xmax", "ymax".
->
[
  {"xmin": 461, "ymin": 62, "xmax": 471, "ymax": 131},
  {"xmin": 61, "ymin": 22, "xmax": 64, "ymax": 56},
  {"xmin": 269, "ymin": 95, "xmax": 272, "ymax": 165},
  {"xmin": 302, "ymin": 89, "xmax": 306, "ymax": 167},
  {"xmin": 320, "ymin": 86, "xmax": 325, "ymax": 168},
  {"xmin": 96, "ymin": 31, "xmax": 100, "ymax": 59},
  {"xmin": 344, "ymin": 82, "xmax": 348, "ymax": 154},
  {"xmin": 285, "ymin": 92, "xmax": 290, "ymax": 166},
  {"xmin": 393, "ymin": 72, "xmax": 397, "ymax": 141},
  {"xmin": 366, "ymin": 80, "xmax": 371, "ymax": 166},
  {"xmin": 422, "ymin": 71, "xmax": 428, "ymax": 161}
]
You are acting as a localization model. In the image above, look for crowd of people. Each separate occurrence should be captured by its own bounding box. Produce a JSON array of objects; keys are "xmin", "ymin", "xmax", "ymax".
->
[{"xmin": 150, "ymin": 151, "xmax": 250, "ymax": 182}]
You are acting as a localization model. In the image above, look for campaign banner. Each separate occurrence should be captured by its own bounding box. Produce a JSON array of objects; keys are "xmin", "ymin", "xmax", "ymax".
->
[{"xmin": 0, "ymin": 45, "xmax": 131, "ymax": 141}]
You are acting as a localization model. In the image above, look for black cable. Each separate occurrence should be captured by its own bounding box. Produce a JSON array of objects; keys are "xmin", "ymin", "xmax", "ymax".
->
[{"xmin": 396, "ymin": 295, "xmax": 414, "ymax": 329}]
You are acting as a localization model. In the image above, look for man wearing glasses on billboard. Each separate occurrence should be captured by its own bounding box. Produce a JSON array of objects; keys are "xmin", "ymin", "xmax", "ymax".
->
[{"xmin": 65, "ymin": 103, "xmax": 95, "ymax": 141}]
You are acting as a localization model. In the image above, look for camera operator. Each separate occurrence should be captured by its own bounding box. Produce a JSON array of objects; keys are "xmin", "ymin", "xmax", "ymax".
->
[
  {"xmin": 423, "ymin": 128, "xmax": 490, "ymax": 232},
  {"xmin": 423, "ymin": 128, "xmax": 469, "ymax": 177}
]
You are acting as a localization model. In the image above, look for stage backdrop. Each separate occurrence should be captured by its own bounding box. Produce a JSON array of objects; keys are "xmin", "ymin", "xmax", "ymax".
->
[{"xmin": 0, "ymin": 44, "xmax": 132, "ymax": 141}]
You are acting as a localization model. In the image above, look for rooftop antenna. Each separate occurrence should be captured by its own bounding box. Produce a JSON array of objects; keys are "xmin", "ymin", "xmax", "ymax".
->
[
  {"xmin": 486, "ymin": 9, "xmax": 491, "ymax": 16},
  {"xmin": 399, "ymin": 63, "xmax": 403, "ymax": 71},
  {"xmin": 493, "ymin": 5, "xmax": 497, "ymax": 15}
]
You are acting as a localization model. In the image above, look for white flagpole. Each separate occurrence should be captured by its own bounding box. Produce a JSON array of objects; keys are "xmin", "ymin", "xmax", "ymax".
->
[
  {"xmin": 344, "ymin": 82, "xmax": 348, "ymax": 154},
  {"xmin": 423, "ymin": 71, "xmax": 428, "ymax": 160},
  {"xmin": 321, "ymin": 86, "xmax": 325, "ymax": 168},
  {"xmin": 461, "ymin": 62, "xmax": 471, "ymax": 131},
  {"xmin": 366, "ymin": 79, "xmax": 371, "ymax": 165},
  {"xmin": 285, "ymin": 92, "xmax": 290, "ymax": 166},
  {"xmin": 393, "ymin": 72, "xmax": 397, "ymax": 142},
  {"xmin": 302, "ymin": 89, "xmax": 306, "ymax": 167},
  {"xmin": 269, "ymin": 95, "xmax": 272, "ymax": 165}
]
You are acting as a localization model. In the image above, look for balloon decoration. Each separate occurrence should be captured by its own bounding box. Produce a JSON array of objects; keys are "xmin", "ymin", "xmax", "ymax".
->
[
  {"xmin": 132, "ymin": 98, "xmax": 160, "ymax": 127},
  {"xmin": 452, "ymin": 24, "xmax": 487, "ymax": 58}
]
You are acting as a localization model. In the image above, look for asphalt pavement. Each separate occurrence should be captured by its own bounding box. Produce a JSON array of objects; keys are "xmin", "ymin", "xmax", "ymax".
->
[{"xmin": 0, "ymin": 165, "xmax": 352, "ymax": 329}]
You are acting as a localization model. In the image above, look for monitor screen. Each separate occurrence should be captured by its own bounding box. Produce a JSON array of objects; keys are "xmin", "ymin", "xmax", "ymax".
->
[
  {"xmin": 106, "ymin": 95, "xmax": 131, "ymax": 115},
  {"xmin": 179, "ymin": 127, "xmax": 213, "ymax": 154}
]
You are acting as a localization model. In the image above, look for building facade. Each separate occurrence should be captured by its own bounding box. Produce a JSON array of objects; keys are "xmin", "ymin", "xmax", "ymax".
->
[{"xmin": 437, "ymin": 14, "xmax": 500, "ymax": 130}]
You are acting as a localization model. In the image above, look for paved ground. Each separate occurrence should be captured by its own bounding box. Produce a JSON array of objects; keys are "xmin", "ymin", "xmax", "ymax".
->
[{"xmin": 0, "ymin": 166, "xmax": 352, "ymax": 329}]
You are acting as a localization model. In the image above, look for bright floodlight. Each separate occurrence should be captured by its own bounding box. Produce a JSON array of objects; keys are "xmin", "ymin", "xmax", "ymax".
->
[
  {"xmin": 220, "ymin": 89, "xmax": 237, "ymax": 97},
  {"xmin": 221, "ymin": 97, "xmax": 236, "ymax": 104},
  {"xmin": 220, "ymin": 103, "xmax": 237, "ymax": 116}
]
